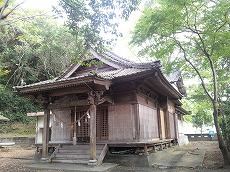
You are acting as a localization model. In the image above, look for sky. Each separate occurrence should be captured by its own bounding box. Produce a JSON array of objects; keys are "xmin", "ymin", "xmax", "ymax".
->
[{"xmin": 17, "ymin": 0, "xmax": 58, "ymax": 12}]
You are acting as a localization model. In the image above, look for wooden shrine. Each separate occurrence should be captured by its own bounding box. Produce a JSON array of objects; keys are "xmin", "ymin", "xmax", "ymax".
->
[{"xmin": 14, "ymin": 48, "xmax": 189, "ymax": 165}]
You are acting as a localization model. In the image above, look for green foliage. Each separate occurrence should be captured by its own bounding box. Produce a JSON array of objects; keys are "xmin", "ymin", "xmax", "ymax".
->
[
  {"xmin": 182, "ymin": 85, "xmax": 213, "ymax": 130},
  {"xmin": 131, "ymin": 0, "xmax": 230, "ymax": 118},
  {"xmin": 0, "ymin": 0, "xmax": 20, "ymax": 20},
  {"xmin": 131, "ymin": 0, "xmax": 230, "ymax": 92},
  {"xmin": 0, "ymin": 85, "xmax": 40, "ymax": 123},
  {"xmin": 0, "ymin": 121, "xmax": 36, "ymax": 136},
  {"xmin": 192, "ymin": 109, "xmax": 213, "ymax": 130},
  {"xmin": 0, "ymin": 10, "xmax": 78, "ymax": 86},
  {"xmin": 56, "ymin": 0, "xmax": 140, "ymax": 53},
  {"xmin": 131, "ymin": 0, "xmax": 230, "ymax": 163}
]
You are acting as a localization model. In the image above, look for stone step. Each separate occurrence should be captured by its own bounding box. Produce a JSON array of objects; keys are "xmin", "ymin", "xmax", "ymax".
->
[
  {"xmin": 52, "ymin": 158, "xmax": 89, "ymax": 164},
  {"xmin": 50, "ymin": 144, "xmax": 106, "ymax": 164},
  {"xmin": 60, "ymin": 145, "xmax": 90, "ymax": 150},
  {"xmin": 60, "ymin": 144, "xmax": 104, "ymax": 150},
  {"xmin": 55, "ymin": 154, "xmax": 91, "ymax": 159},
  {"xmin": 57, "ymin": 149, "xmax": 102, "ymax": 154}
]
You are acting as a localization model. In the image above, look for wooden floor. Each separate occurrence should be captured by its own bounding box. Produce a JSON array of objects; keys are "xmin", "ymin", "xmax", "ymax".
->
[
  {"xmin": 97, "ymin": 139, "xmax": 175, "ymax": 147},
  {"xmin": 42, "ymin": 138, "xmax": 175, "ymax": 147},
  {"xmin": 34, "ymin": 139, "xmax": 175, "ymax": 154}
]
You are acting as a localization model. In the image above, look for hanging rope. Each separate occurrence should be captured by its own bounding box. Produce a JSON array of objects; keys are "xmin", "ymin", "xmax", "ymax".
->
[{"xmin": 50, "ymin": 109, "xmax": 90, "ymax": 128}]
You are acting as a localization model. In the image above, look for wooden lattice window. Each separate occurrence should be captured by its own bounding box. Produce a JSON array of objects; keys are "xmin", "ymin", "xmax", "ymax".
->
[
  {"xmin": 96, "ymin": 107, "xmax": 108, "ymax": 140},
  {"xmin": 76, "ymin": 110, "xmax": 89, "ymax": 141}
]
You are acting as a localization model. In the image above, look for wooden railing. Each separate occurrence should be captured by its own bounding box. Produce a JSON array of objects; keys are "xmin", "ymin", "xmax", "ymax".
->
[{"xmin": 49, "ymin": 144, "xmax": 61, "ymax": 162}]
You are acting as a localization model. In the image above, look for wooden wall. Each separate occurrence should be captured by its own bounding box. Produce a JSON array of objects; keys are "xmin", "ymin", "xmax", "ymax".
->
[
  {"xmin": 168, "ymin": 100, "xmax": 176, "ymax": 139},
  {"xmin": 50, "ymin": 109, "xmax": 72, "ymax": 142},
  {"xmin": 108, "ymin": 104, "xmax": 135, "ymax": 141},
  {"xmin": 160, "ymin": 109, "xmax": 166, "ymax": 139},
  {"xmin": 169, "ymin": 112, "xmax": 175, "ymax": 138},
  {"xmin": 139, "ymin": 104, "xmax": 159, "ymax": 140}
]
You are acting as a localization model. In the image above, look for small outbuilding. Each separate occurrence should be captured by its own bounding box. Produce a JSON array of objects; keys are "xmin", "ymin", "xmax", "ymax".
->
[{"xmin": 0, "ymin": 114, "xmax": 10, "ymax": 122}]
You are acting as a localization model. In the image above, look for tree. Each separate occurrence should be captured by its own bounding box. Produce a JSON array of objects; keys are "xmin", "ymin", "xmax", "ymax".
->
[
  {"xmin": 192, "ymin": 109, "xmax": 213, "ymax": 135},
  {"xmin": 220, "ymin": 87, "xmax": 230, "ymax": 152},
  {"xmin": 55, "ymin": 0, "xmax": 140, "ymax": 54},
  {"xmin": 131, "ymin": 0, "xmax": 230, "ymax": 165},
  {"xmin": 0, "ymin": 10, "xmax": 78, "ymax": 86},
  {"xmin": 0, "ymin": 0, "xmax": 22, "ymax": 77},
  {"xmin": 0, "ymin": 0, "xmax": 21, "ymax": 20}
]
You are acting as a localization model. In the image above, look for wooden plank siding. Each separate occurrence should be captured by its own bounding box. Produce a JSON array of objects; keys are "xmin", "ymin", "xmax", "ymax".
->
[
  {"xmin": 160, "ymin": 109, "xmax": 166, "ymax": 139},
  {"xmin": 139, "ymin": 104, "xmax": 159, "ymax": 140},
  {"xmin": 168, "ymin": 100, "xmax": 177, "ymax": 139},
  {"xmin": 108, "ymin": 104, "xmax": 135, "ymax": 141},
  {"xmin": 169, "ymin": 112, "xmax": 175, "ymax": 138}
]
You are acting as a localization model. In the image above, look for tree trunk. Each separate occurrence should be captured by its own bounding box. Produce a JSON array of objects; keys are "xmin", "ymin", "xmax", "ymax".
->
[
  {"xmin": 201, "ymin": 125, "xmax": 203, "ymax": 138},
  {"xmin": 213, "ymin": 102, "xmax": 230, "ymax": 166}
]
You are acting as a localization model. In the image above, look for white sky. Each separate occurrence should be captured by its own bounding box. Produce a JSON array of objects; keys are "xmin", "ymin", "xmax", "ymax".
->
[{"xmin": 17, "ymin": 0, "xmax": 58, "ymax": 12}]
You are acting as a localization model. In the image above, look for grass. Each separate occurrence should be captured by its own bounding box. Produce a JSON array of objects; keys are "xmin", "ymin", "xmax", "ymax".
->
[{"xmin": 0, "ymin": 121, "xmax": 36, "ymax": 138}]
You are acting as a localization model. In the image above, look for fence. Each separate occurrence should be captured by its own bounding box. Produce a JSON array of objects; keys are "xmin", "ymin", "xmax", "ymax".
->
[
  {"xmin": 0, "ymin": 137, "xmax": 35, "ymax": 147},
  {"xmin": 185, "ymin": 134, "xmax": 218, "ymax": 141}
]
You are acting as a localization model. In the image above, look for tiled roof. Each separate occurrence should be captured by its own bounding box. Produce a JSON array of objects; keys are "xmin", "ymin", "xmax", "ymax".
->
[
  {"xmin": 14, "ymin": 49, "xmax": 163, "ymax": 92},
  {"xmin": 97, "ymin": 68, "xmax": 150, "ymax": 79},
  {"xmin": 15, "ymin": 74, "xmax": 90, "ymax": 89},
  {"xmin": 15, "ymin": 68, "xmax": 151, "ymax": 90}
]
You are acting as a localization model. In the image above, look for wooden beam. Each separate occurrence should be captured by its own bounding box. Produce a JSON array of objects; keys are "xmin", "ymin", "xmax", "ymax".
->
[
  {"xmin": 42, "ymin": 102, "xmax": 50, "ymax": 159},
  {"xmin": 73, "ymin": 106, "xmax": 77, "ymax": 145},
  {"xmin": 94, "ymin": 79, "xmax": 112, "ymax": 90},
  {"xmin": 88, "ymin": 92, "xmax": 97, "ymax": 161},
  {"xmin": 48, "ymin": 86, "xmax": 89, "ymax": 97},
  {"xmin": 133, "ymin": 103, "xmax": 140, "ymax": 140},
  {"xmin": 157, "ymin": 103, "xmax": 162, "ymax": 139},
  {"xmin": 48, "ymin": 99, "xmax": 89, "ymax": 109}
]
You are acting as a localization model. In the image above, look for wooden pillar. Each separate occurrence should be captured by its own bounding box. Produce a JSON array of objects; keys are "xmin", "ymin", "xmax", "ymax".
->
[
  {"xmin": 42, "ymin": 101, "xmax": 50, "ymax": 159},
  {"xmin": 157, "ymin": 103, "xmax": 162, "ymax": 139},
  {"xmin": 73, "ymin": 106, "xmax": 77, "ymax": 145},
  {"xmin": 90, "ymin": 104, "xmax": 97, "ymax": 160},
  {"xmin": 174, "ymin": 113, "xmax": 179, "ymax": 141},
  {"xmin": 165, "ymin": 109, "xmax": 171, "ymax": 139},
  {"xmin": 144, "ymin": 144, "xmax": 149, "ymax": 155},
  {"xmin": 88, "ymin": 91, "xmax": 97, "ymax": 163},
  {"xmin": 133, "ymin": 103, "xmax": 140, "ymax": 141}
]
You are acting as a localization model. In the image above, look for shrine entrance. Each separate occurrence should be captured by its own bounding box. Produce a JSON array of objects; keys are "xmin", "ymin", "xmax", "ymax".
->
[{"xmin": 72, "ymin": 107, "xmax": 108, "ymax": 143}]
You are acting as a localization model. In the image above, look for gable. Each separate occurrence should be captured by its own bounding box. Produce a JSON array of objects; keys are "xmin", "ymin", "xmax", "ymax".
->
[
  {"xmin": 58, "ymin": 48, "xmax": 131, "ymax": 80},
  {"xmin": 69, "ymin": 59, "xmax": 116, "ymax": 78}
]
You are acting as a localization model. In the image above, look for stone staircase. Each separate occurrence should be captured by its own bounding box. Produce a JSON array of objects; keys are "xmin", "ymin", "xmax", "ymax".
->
[{"xmin": 49, "ymin": 144, "xmax": 107, "ymax": 165}]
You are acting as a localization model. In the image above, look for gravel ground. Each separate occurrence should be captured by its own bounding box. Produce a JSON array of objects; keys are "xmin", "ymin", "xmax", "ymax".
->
[
  {"xmin": 186, "ymin": 141, "xmax": 224, "ymax": 169},
  {"xmin": 0, "ymin": 147, "xmax": 64, "ymax": 172},
  {"xmin": 0, "ymin": 141, "xmax": 228, "ymax": 172}
]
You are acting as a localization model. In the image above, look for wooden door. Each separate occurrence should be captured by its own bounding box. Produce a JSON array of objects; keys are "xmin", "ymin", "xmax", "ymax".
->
[{"xmin": 96, "ymin": 107, "xmax": 109, "ymax": 140}]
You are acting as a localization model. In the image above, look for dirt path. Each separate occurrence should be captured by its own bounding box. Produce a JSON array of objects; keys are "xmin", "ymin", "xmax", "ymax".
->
[
  {"xmin": 0, "ymin": 141, "xmax": 228, "ymax": 172},
  {"xmin": 0, "ymin": 147, "xmax": 63, "ymax": 172},
  {"xmin": 110, "ymin": 141, "xmax": 227, "ymax": 171},
  {"xmin": 180, "ymin": 141, "xmax": 224, "ymax": 169}
]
